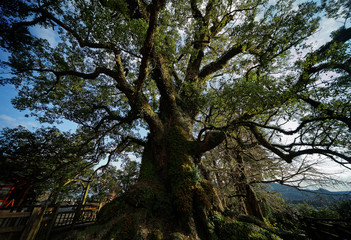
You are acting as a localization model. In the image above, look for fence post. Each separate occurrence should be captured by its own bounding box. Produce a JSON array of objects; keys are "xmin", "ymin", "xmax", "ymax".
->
[
  {"xmin": 71, "ymin": 181, "xmax": 91, "ymax": 228},
  {"xmin": 43, "ymin": 203, "xmax": 61, "ymax": 240},
  {"xmin": 70, "ymin": 201, "xmax": 84, "ymax": 229},
  {"xmin": 19, "ymin": 206, "xmax": 44, "ymax": 240}
]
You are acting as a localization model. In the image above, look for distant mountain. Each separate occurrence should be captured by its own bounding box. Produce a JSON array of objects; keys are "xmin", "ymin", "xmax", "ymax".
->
[{"xmin": 265, "ymin": 183, "xmax": 351, "ymax": 207}]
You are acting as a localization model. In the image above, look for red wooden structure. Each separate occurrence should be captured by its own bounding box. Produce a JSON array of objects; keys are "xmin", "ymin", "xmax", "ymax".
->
[
  {"xmin": 0, "ymin": 185, "xmax": 15, "ymax": 208},
  {"xmin": 0, "ymin": 180, "xmax": 31, "ymax": 209}
]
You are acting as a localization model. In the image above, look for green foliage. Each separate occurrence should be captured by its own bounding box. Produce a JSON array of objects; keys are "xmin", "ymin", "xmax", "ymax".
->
[
  {"xmin": 170, "ymin": 232, "xmax": 185, "ymax": 240},
  {"xmin": 216, "ymin": 218, "xmax": 282, "ymax": 240},
  {"xmin": 89, "ymin": 162, "xmax": 139, "ymax": 202},
  {"xmin": 0, "ymin": 126, "xmax": 97, "ymax": 204},
  {"xmin": 332, "ymin": 199, "xmax": 351, "ymax": 219},
  {"xmin": 210, "ymin": 212, "xmax": 285, "ymax": 240},
  {"xmin": 297, "ymin": 202, "xmax": 339, "ymax": 218},
  {"xmin": 209, "ymin": 212, "xmax": 230, "ymax": 228},
  {"xmin": 189, "ymin": 163, "xmax": 202, "ymax": 185},
  {"xmin": 322, "ymin": 0, "xmax": 351, "ymax": 22}
]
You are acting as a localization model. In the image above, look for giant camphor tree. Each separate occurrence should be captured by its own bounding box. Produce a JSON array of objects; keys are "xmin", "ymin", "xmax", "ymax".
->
[{"xmin": 0, "ymin": 0, "xmax": 350, "ymax": 239}]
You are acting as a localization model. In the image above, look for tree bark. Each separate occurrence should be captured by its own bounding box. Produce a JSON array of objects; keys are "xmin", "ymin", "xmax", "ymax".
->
[
  {"xmin": 235, "ymin": 152, "xmax": 264, "ymax": 222},
  {"xmin": 94, "ymin": 123, "xmax": 224, "ymax": 240},
  {"xmin": 139, "ymin": 125, "xmax": 224, "ymax": 239}
]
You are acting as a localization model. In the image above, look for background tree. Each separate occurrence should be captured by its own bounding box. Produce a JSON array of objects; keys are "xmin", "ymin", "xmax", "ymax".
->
[
  {"xmin": 202, "ymin": 129, "xmax": 347, "ymax": 222},
  {"xmin": 89, "ymin": 162, "xmax": 139, "ymax": 202},
  {"xmin": 0, "ymin": 126, "xmax": 98, "ymax": 205},
  {"xmin": 0, "ymin": 0, "xmax": 350, "ymax": 239}
]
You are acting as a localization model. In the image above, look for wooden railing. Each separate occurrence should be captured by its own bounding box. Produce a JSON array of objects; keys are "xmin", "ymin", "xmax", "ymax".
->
[
  {"xmin": 0, "ymin": 207, "xmax": 42, "ymax": 240},
  {"xmin": 0, "ymin": 203, "xmax": 101, "ymax": 240},
  {"xmin": 53, "ymin": 209, "xmax": 76, "ymax": 228},
  {"xmin": 0, "ymin": 211, "xmax": 31, "ymax": 238},
  {"xmin": 75, "ymin": 203, "xmax": 100, "ymax": 225}
]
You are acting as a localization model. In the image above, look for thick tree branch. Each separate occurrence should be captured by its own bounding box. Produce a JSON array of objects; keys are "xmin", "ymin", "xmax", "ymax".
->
[
  {"xmin": 248, "ymin": 124, "xmax": 351, "ymax": 164},
  {"xmin": 199, "ymin": 44, "xmax": 245, "ymax": 81},
  {"xmin": 198, "ymin": 130, "xmax": 226, "ymax": 154},
  {"xmin": 26, "ymin": 57, "xmax": 162, "ymax": 137},
  {"xmin": 248, "ymin": 124, "xmax": 293, "ymax": 163},
  {"xmin": 247, "ymin": 116, "xmax": 348, "ymax": 136},
  {"xmin": 152, "ymin": 55, "xmax": 179, "ymax": 114},
  {"xmin": 35, "ymin": 9, "xmax": 121, "ymax": 54},
  {"xmin": 294, "ymin": 27, "xmax": 351, "ymax": 90},
  {"xmin": 11, "ymin": 16, "xmax": 47, "ymax": 29},
  {"xmin": 134, "ymin": 1, "xmax": 164, "ymax": 93},
  {"xmin": 184, "ymin": 0, "xmax": 210, "ymax": 83},
  {"xmin": 298, "ymin": 95, "xmax": 351, "ymax": 131}
]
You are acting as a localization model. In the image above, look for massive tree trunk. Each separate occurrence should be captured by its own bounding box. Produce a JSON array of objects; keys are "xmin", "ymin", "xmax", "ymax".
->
[
  {"xmin": 141, "ymin": 126, "xmax": 224, "ymax": 238},
  {"xmin": 70, "ymin": 123, "xmax": 282, "ymax": 240},
  {"xmin": 69, "ymin": 79, "xmax": 229, "ymax": 239},
  {"xmin": 65, "ymin": 79, "xmax": 268, "ymax": 240},
  {"xmin": 83, "ymin": 37, "xmax": 230, "ymax": 237},
  {"xmin": 92, "ymin": 123, "xmax": 224, "ymax": 240}
]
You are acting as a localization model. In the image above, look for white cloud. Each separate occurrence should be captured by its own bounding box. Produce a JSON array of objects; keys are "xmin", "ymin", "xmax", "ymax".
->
[
  {"xmin": 30, "ymin": 26, "xmax": 59, "ymax": 47},
  {"xmin": 0, "ymin": 114, "xmax": 38, "ymax": 129},
  {"xmin": 306, "ymin": 14, "xmax": 345, "ymax": 50},
  {"xmin": 0, "ymin": 114, "xmax": 16, "ymax": 123}
]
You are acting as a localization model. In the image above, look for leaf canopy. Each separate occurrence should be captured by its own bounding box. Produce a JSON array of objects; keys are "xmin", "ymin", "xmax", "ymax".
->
[{"xmin": 0, "ymin": 0, "xmax": 350, "ymax": 168}]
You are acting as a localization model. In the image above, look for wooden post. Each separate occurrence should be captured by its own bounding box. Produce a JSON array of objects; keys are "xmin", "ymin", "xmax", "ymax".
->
[
  {"xmin": 19, "ymin": 206, "xmax": 44, "ymax": 240},
  {"xmin": 70, "ymin": 203, "xmax": 82, "ymax": 228},
  {"xmin": 43, "ymin": 203, "xmax": 61, "ymax": 240},
  {"xmin": 70, "ymin": 181, "xmax": 91, "ymax": 228},
  {"xmin": 81, "ymin": 181, "xmax": 91, "ymax": 206}
]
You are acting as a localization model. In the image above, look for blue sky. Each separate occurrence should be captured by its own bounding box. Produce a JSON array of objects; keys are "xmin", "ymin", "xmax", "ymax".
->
[
  {"xmin": 0, "ymin": 85, "xmax": 38, "ymax": 129},
  {"xmin": 0, "ymin": 83, "xmax": 78, "ymax": 131},
  {"xmin": 0, "ymin": 47, "xmax": 39, "ymax": 130},
  {"xmin": 0, "ymin": 25, "xmax": 76, "ymax": 131}
]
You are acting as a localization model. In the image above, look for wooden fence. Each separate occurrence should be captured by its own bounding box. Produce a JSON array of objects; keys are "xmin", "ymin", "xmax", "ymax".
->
[
  {"xmin": 0, "ymin": 203, "xmax": 101, "ymax": 240},
  {"xmin": 0, "ymin": 210, "xmax": 32, "ymax": 240},
  {"xmin": 302, "ymin": 217, "xmax": 351, "ymax": 240}
]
